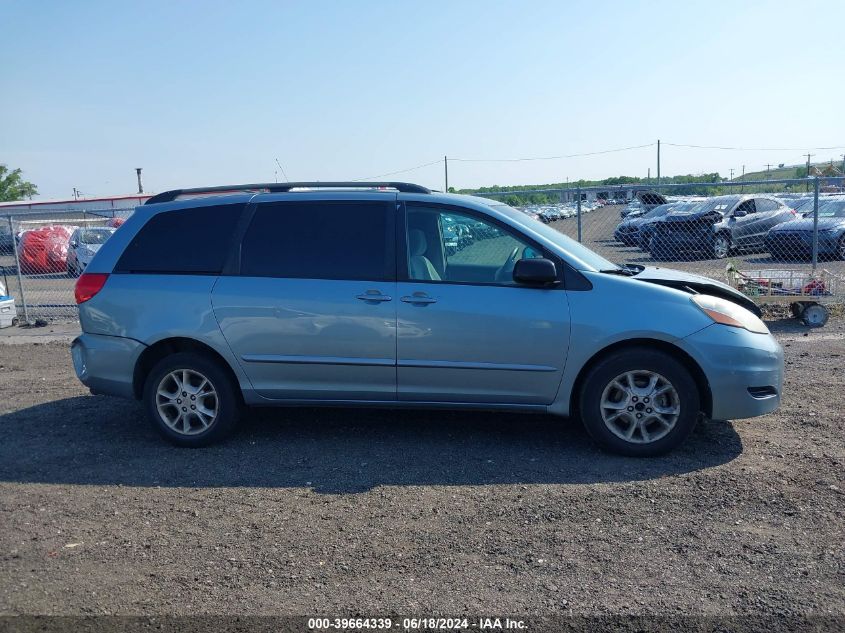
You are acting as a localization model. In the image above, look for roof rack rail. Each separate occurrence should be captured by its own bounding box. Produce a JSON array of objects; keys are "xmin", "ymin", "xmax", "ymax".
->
[{"xmin": 144, "ymin": 181, "xmax": 431, "ymax": 205}]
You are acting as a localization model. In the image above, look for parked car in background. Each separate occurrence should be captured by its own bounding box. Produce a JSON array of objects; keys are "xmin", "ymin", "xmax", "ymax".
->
[
  {"xmin": 67, "ymin": 226, "xmax": 117, "ymax": 276},
  {"xmin": 778, "ymin": 196, "xmax": 814, "ymax": 214},
  {"xmin": 765, "ymin": 198, "xmax": 845, "ymax": 260},
  {"xmin": 18, "ymin": 225, "xmax": 74, "ymax": 274},
  {"xmin": 537, "ymin": 207, "xmax": 561, "ymax": 223},
  {"xmin": 0, "ymin": 225, "xmax": 13, "ymax": 255},
  {"xmin": 649, "ymin": 195, "xmax": 795, "ymax": 260},
  {"xmin": 441, "ymin": 217, "xmax": 473, "ymax": 255},
  {"xmin": 71, "ymin": 181, "xmax": 782, "ymax": 457},
  {"xmin": 620, "ymin": 191, "xmax": 668, "ymax": 219},
  {"xmin": 614, "ymin": 201, "xmax": 695, "ymax": 246},
  {"xmin": 636, "ymin": 201, "xmax": 703, "ymax": 250}
]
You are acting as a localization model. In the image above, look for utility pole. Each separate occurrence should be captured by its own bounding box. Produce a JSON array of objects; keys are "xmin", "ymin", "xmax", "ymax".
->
[
  {"xmin": 741, "ymin": 165, "xmax": 745, "ymax": 193},
  {"xmin": 444, "ymin": 156, "xmax": 449, "ymax": 192},
  {"xmin": 73, "ymin": 187, "xmax": 80, "ymax": 201},
  {"xmin": 135, "ymin": 168, "xmax": 144, "ymax": 194},
  {"xmin": 647, "ymin": 167, "xmax": 650, "ymax": 183},
  {"xmin": 656, "ymin": 139, "xmax": 661, "ymax": 188},
  {"xmin": 805, "ymin": 153, "xmax": 814, "ymax": 192},
  {"xmin": 729, "ymin": 168, "xmax": 735, "ymax": 183},
  {"xmin": 841, "ymin": 154, "xmax": 845, "ymax": 173}
]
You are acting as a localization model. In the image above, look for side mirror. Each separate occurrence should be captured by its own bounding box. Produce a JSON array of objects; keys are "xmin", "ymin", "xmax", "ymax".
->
[
  {"xmin": 732, "ymin": 209, "xmax": 747, "ymax": 218},
  {"xmin": 513, "ymin": 258, "xmax": 558, "ymax": 285},
  {"xmin": 70, "ymin": 241, "xmax": 78, "ymax": 248}
]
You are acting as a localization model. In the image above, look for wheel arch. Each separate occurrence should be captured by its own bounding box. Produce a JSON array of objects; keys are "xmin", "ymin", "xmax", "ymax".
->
[
  {"xmin": 132, "ymin": 336, "xmax": 244, "ymax": 402},
  {"xmin": 569, "ymin": 338, "xmax": 712, "ymax": 419}
]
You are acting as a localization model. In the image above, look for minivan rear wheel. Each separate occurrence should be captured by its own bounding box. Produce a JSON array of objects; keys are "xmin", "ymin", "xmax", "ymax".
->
[
  {"xmin": 578, "ymin": 348, "xmax": 700, "ymax": 457},
  {"xmin": 143, "ymin": 352, "xmax": 240, "ymax": 447}
]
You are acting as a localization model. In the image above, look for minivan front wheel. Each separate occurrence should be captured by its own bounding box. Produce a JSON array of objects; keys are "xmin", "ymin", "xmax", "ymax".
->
[
  {"xmin": 143, "ymin": 352, "xmax": 240, "ymax": 447},
  {"xmin": 578, "ymin": 349, "xmax": 700, "ymax": 456}
]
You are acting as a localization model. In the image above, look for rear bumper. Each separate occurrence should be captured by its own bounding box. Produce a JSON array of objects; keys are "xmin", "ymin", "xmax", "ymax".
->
[
  {"xmin": 71, "ymin": 333, "xmax": 146, "ymax": 399},
  {"xmin": 682, "ymin": 324, "xmax": 783, "ymax": 420}
]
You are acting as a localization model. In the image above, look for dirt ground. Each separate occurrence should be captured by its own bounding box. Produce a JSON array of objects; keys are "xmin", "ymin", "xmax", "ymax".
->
[{"xmin": 0, "ymin": 319, "xmax": 844, "ymax": 623}]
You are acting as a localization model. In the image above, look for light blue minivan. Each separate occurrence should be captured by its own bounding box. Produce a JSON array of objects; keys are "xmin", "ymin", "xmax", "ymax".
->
[{"xmin": 71, "ymin": 182, "xmax": 783, "ymax": 456}]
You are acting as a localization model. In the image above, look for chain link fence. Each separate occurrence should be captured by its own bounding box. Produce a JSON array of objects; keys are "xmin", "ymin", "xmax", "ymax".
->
[
  {"xmin": 472, "ymin": 176, "xmax": 845, "ymax": 323},
  {"xmin": 1, "ymin": 177, "xmax": 844, "ymax": 323},
  {"xmin": 1, "ymin": 208, "xmax": 133, "ymax": 322}
]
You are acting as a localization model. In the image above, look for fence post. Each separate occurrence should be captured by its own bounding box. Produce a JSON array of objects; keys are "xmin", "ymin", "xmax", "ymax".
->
[
  {"xmin": 8, "ymin": 216, "xmax": 30, "ymax": 324},
  {"xmin": 576, "ymin": 186, "xmax": 582, "ymax": 243},
  {"xmin": 811, "ymin": 177, "xmax": 820, "ymax": 273}
]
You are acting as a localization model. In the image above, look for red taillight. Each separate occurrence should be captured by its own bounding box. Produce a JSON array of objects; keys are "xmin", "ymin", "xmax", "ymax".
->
[{"xmin": 74, "ymin": 273, "xmax": 109, "ymax": 304}]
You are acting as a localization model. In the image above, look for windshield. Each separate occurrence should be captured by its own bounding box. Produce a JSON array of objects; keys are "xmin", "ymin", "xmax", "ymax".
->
[
  {"xmin": 489, "ymin": 203, "xmax": 618, "ymax": 271},
  {"xmin": 785, "ymin": 197, "xmax": 814, "ymax": 212},
  {"xmin": 817, "ymin": 199, "xmax": 845, "ymax": 218},
  {"xmin": 643, "ymin": 203, "xmax": 675, "ymax": 218},
  {"xmin": 79, "ymin": 229, "xmax": 114, "ymax": 244},
  {"xmin": 671, "ymin": 196, "xmax": 739, "ymax": 216}
]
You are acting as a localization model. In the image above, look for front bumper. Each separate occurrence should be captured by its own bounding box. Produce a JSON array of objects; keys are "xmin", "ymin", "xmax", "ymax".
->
[
  {"xmin": 682, "ymin": 324, "xmax": 783, "ymax": 420},
  {"xmin": 71, "ymin": 333, "xmax": 146, "ymax": 399},
  {"xmin": 766, "ymin": 233, "xmax": 840, "ymax": 257},
  {"xmin": 651, "ymin": 229, "xmax": 713, "ymax": 254}
]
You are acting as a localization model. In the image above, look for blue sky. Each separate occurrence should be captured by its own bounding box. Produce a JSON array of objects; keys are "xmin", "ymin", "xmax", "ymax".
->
[{"xmin": 2, "ymin": 0, "xmax": 843, "ymax": 199}]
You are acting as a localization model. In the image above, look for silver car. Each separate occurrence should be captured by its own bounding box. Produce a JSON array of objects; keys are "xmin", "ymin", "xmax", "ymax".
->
[
  {"xmin": 71, "ymin": 182, "xmax": 783, "ymax": 456},
  {"xmin": 67, "ymin": 227, "xmax": 116, "ymax": 277}
]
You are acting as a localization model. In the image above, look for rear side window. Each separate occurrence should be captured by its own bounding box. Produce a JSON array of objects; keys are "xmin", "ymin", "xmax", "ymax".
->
[
  {"xmin": 239, "ymin": 201, "xmax": 394, "ymax": 280},
  {"xmin": 115, "ymin": 204, "xmax": 245, "ymax": 274}
]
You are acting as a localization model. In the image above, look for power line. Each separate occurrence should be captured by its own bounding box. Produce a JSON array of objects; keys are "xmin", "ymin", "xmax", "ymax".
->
[
  {"xmin": 450, "ymin": 143, "xmax": 655, "ymax": 163},
  {"xmin": 664, "ymin": 142, "xmax": 845, "ymax": 152},
  {"xmin": 352, "ymin": 159, "xmax": 442, "ymax": 182}
]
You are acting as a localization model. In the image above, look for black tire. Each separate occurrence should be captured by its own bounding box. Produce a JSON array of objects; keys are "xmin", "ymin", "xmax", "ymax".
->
[
  {"xmin": 790, "ymin": 302, "xmax": 804, "ymax": 319},
  {"xmin": 801, "ymin": 303, "xmax": 829, "ymax": 328},
  {"xmin": 578, "ymin": 348, "xmax": 701, "ymax": 457},
  {"xmin": 712, "ymin": 232, "xmax": 731, "ymax": 259},
  {"xmin": 142, "ymin": 352, "xmax": 241, "ymax": 447},
  {"xmin": 838, "ymin": 236, "xmax": 845, "ymax": 261}
]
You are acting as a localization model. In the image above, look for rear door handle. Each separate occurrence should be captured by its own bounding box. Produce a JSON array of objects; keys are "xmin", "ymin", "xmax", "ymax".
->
[
  {"xmin": 401, "ymin": 293, "xmax": 437, "ymax": 305},
  {"xmin": 356, "ymin": 291, "xmax": 392, "ymax": 302}
]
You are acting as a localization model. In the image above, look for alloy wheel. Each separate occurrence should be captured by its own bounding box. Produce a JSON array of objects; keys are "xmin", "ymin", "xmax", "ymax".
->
[
  {"xmin": 155, "ymin": 369, "xmax": 218, "ymax": 435},
  {"xmin": 713, "ymin": 235, "xmax": 730, "ymax": 259},
  {"xmin": 599, "ymin": 370, "xmax": 680, "ymax": 444}
]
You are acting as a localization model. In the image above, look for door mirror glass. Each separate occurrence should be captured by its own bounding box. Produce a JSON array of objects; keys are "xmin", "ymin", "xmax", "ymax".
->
[
  {"xmin": 513, "ymin": 258, "xmax": 558, "ymax": 285},
  {"xmin": 732, "ymin": 209, "xmax": 747, "ymax": 218}
]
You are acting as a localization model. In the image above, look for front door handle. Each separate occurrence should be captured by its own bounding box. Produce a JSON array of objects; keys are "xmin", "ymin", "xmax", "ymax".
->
[
  {"xmin": 401, "ymin": 292, "xmax": 437, "ymax": 305},
  {"xmin": 356, "ymin": 291, "xmax": 392, "ymax": 303}
]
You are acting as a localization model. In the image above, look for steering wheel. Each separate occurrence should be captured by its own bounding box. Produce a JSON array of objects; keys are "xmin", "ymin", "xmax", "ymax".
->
[{"xmin": 495, "ymin": 246, "xmax": 521, "ymax": 283}]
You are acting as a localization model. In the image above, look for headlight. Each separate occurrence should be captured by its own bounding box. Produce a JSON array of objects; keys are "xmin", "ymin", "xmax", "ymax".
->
[{"xmin": 691, "ymin": 294, "xmax": 769, "ymax": 334}]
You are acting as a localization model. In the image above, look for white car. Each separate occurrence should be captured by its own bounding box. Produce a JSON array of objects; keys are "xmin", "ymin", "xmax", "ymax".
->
[{"xmin": 67, "ymin": 227, "xmax": 116, "ymax": 277}]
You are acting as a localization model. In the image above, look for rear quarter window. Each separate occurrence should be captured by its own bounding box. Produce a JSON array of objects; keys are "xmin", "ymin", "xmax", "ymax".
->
[{"xmin": 115, "ymin": 204, "xmax": 245, "ymax": 274}]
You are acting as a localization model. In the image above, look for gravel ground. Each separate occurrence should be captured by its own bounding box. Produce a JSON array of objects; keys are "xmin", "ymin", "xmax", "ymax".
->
[{"xmin": 0, "ymin": 320, "xmax": 844, "ymax": 622}]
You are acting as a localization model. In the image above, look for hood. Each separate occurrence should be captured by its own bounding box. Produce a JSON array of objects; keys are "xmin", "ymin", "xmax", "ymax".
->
[
  {"xmin": 635, "ymin": 191, "xmax": 668, "ymax": 207},
  {"xmin": 631, "ymin": 266, "xmax": 762, "ymax": 317},
  {"xmin": 769, "ymin": 217, "xmax": 845, "ymax": 232}
]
